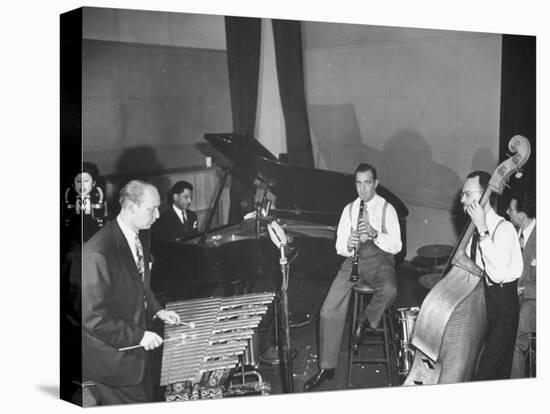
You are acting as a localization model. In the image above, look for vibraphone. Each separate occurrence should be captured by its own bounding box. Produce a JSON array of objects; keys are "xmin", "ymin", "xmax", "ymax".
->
[{"xmin": 161, "ymin": 292, "xmax": 275, "ymax": 401}]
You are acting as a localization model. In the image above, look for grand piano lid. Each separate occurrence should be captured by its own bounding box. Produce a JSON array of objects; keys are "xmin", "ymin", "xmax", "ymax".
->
[
  {"xmin": 187, "ymin": 217, "xmax": 336, "ymax": 247},
  {"xmin": 204, "ymin": 133, "xmax": 409, "ymax": 222}
]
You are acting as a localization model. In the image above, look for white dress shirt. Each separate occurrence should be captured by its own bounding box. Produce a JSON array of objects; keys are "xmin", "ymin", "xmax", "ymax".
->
[
  {"xmin": 117, "ymin": 215, "xmax": 140, "ymax": 266},
  {"xmin": 172, "ymin": 204, "xmax": 186, "ymax": 223},
  {"xmin": 335, "ymin": 194, "xmax": 402, "ymax": 257},
  {"xmin": 467, "ymin": 208, "xmax": 523, "ymax": 284},
  {"xmin": 521, "ymin": 218, "xmax": 536, "ymax": 245}
]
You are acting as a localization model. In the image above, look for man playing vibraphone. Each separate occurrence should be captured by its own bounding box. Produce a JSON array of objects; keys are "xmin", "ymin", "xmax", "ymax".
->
[{"xmin": 82, "ymin": 180, "xmax": 180, "ymax": 405}]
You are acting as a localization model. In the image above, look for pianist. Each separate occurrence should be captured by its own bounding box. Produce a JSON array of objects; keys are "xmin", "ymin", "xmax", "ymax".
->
[
  {"xmin": 303, "ymin": 163, "xmax": 402, "ymax": 391},
  {"xmin": 152, "ymin": 180, "xmax": 199, "ymax": 245},
  {"xmin": 82, "ymin": 180, "xmax": 180, "ymax": 405}
]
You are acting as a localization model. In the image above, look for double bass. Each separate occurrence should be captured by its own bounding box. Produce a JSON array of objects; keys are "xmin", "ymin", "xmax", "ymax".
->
[{"xmin": 404, "ymin": 135, "xmax": 531, "ymax": 384}]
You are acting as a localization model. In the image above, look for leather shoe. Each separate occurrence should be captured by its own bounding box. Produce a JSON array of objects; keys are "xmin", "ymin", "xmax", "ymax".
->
[
  {"xmin": 352, "ymin": 322, "xmax": 367, "ymax": 352},
  {"xmin": 302, "ymin": 368, "xmax": 335, "ymax": 392}
]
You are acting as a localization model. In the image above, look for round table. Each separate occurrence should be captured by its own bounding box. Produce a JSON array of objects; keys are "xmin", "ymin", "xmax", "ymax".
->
[
  {"xmin": 416, "ymin": 244, "xmax": 453, "ymax": 271},
  {"xmin": 417, "ymin": 244, "xmax": 453, "ymax": 260},
  {"xmin": 417, "ymin": 244, "xmax": 453, "ymax": 290}
]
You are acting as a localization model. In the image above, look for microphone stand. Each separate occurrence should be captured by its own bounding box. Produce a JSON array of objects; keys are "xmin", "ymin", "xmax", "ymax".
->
[
  {"xmin": 267, "ymin": 221, "xmax": 294, "ymax": 393},
  {"xmin": 277, "ymin": 244, "xmax": 294, "ymax": 393}
]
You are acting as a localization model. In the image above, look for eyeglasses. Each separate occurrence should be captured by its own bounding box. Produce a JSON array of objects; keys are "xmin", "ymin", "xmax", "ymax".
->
[{"xmin": 460, "ymin": 190, "xmax": 483, "ymax": 198}]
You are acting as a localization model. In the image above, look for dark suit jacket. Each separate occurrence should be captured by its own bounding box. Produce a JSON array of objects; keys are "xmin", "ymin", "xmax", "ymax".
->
[
  {"xmin": 81, "ymin": 220, "xmax": 162, "ymax": 386},
  {"xmin": 519, "ymin": 225, "xmax": 536, "ymax": 300},
  {"xmin": 151, "ymin": 206, "xmax": 198, "ymax": 245}
]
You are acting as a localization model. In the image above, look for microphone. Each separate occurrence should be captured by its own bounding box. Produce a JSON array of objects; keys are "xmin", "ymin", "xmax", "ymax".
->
[{"xmin": 267, "ymin": 220, "xmax": 287, "ymax": 249}]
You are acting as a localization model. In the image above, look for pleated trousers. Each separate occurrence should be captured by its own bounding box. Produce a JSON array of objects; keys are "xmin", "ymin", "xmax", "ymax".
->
[{"xmin": 319, "ymin": 242, "xmax": 396, "ymax": 369}]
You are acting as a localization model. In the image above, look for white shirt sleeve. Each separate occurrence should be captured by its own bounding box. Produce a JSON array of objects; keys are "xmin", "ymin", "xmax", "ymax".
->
[
  {"xmin": 335, "ymin": 203, "xmax": 353, "ymax": 257},
  {"xmin": 373, "ymin": 203, "xmax": 402, "ymax": 255},
  {"xmin": 335, "ymin": 198, "xmax": 402, "ymax": 257},
  {"xmin": 479, "ymin": 220, "xmax": 523, "ymax": 283}
]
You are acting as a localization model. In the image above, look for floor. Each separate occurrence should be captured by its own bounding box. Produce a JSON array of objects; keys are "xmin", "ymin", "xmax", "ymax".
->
[
  {"xmin": 64, "ymin": 258, "xmax": 433, "ymax": 405},
  {"xmin": 64, "ymin": 249, "xmax": 536, "ymax": 406},
  {"xmin": 249, "ymin": 260, "xmax": 430, "ymax": 396},
  {"xmin": 142, "ymin": 237, "xmax": 436, "ymax": 400}
]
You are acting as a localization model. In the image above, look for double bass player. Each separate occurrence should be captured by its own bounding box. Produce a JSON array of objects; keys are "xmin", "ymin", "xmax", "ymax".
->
[{"xmin": 461, "ymin": 171, "xmax": 523, "ymax": 380}]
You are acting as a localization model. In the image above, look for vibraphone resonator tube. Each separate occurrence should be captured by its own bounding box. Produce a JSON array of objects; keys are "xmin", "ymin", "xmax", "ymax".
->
[{"xmin": 160, "ymin": 292, "xmax": 275, "ymax": 401}]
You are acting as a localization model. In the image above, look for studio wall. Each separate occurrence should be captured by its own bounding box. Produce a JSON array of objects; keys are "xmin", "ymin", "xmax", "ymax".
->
[
  {"xmin": 303, "ymin": 21, "xmax": 502, "ymax": 256},
  {"xmin": 79, "ymin": 7, "xmax": 506, "ymax": 259},
  {"xmin": 81, "ymin": 7, "xmax": 231, "ymax": 177}
]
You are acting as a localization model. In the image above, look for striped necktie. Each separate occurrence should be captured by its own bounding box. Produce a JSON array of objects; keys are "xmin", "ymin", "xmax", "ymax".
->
[
  {"xmin": 470, "ymin": 231, "xmax": 479, "ymax": 262},
  {"xmin": 359, "ymin": 203, "xmax": 368, "ymax": 242},
  {"xmin": 135, "ymin": 234, "xmax": 144, "ymax": 282},
  {"xmin": 135, "ymin": 234, "xmax": 148, "ymax": 311},
  {"xmin": 519, "ymin": 230, "xmax": 525, "ymax": 251}
]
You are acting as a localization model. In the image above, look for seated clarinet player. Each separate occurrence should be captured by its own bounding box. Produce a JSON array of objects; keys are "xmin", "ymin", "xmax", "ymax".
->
[{"xmin": 303, "ymin": 163, "xmax": 402, "ymax": 391}]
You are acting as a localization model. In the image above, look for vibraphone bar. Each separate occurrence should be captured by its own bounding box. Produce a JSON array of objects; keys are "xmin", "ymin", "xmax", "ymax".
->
[{"xmin": 160, "ymin": 292, "xmax": 275, "ymax": 401}]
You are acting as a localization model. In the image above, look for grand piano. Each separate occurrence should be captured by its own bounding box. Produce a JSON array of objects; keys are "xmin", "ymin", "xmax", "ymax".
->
[{"xmin": 151, "ymin": 133, "xmax": 408, "ymax": 303}]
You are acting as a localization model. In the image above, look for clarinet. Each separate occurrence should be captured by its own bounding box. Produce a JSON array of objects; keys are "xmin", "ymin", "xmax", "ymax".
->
[{"xmin": 349, "ymin": 199, "xmax": 364, "ymax": 282}]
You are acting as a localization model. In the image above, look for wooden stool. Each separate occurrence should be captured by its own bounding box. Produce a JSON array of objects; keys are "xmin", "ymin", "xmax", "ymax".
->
[{"xmin": 347, "ymin": 283, "xmax": 396, "ymax": 387}]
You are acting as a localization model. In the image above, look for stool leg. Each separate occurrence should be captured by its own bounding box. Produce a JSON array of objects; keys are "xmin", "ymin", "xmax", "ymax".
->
[
  {"xmin": 347, "ymin": 291, "xmax": 359, "ymax": 387},
  {"xmin": 348, "ymin": 292, "xmax": 398, "ymax": 388},
  {"xmin": 387, "ymin": 308, "xmax": 398, "ymax": 384},
  {"xmin": 382, "ymin": 311, "xmax": 392, "ymax": 386}
]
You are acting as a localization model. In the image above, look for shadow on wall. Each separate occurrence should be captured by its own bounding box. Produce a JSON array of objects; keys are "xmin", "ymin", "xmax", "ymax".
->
[
  {"xmin": 309, "ymin": 103, "xmax": 383, "ymax": 173},
  {"xmin": 309, "ymin": 103, "xmax": 463, "ymax": 209},
  {"xmin": 309, "ymin": 103, "xmax": 491, "ymax": 243},
  {"xmin": 445, "ymin": 146, "xmax": 499, "ymax": 236},
  {"xmin": 383, "ymin": 131, "xmax": 469, "ymax": 238},
  {"xmin": 108, "ymin": 145, "xmax": 169, "ymax": 216},
  {"xmin": 382, "ymin": 131, "xmax": 462, "ymax": 210},
  {"xmin": 448, "ymin": 146, "xmax": 498, "ymax": 239},
  {"xmin": 115, "ymin": 145, "xmax": 165, "ymax": 175},
  {"xmin": 471, "ymin": 147, "xmax": 497, "ymax": 173}
]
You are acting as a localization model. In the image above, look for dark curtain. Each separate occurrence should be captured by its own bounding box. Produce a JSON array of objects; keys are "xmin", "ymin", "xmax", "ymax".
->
[
  {"xmin": 272, "ymin": 20, "xmax": 315, "ymax": 168},
  {"xmin": 225, "ymin": 17, "xmax": 262, "ymax": 222},
  {"xmin": 498, "ymin": 35, "xmax": 536, "ymax": 212}
]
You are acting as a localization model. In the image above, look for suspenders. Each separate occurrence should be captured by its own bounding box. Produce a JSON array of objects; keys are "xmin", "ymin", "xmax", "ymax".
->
[
  {"xmin": 480, "ymin": 219, "xmax": 506, "ymax": 286},
  {"xmin": 381, "ymin": 202, "xmax": 388, "ymax": 234},
  {"xmin": 348, "ymin": 200, "xmax": 388, "ymax": 234},
  {"xmin": 491, "ymin": 219, "xmax": 506, "ymax": 242}
]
